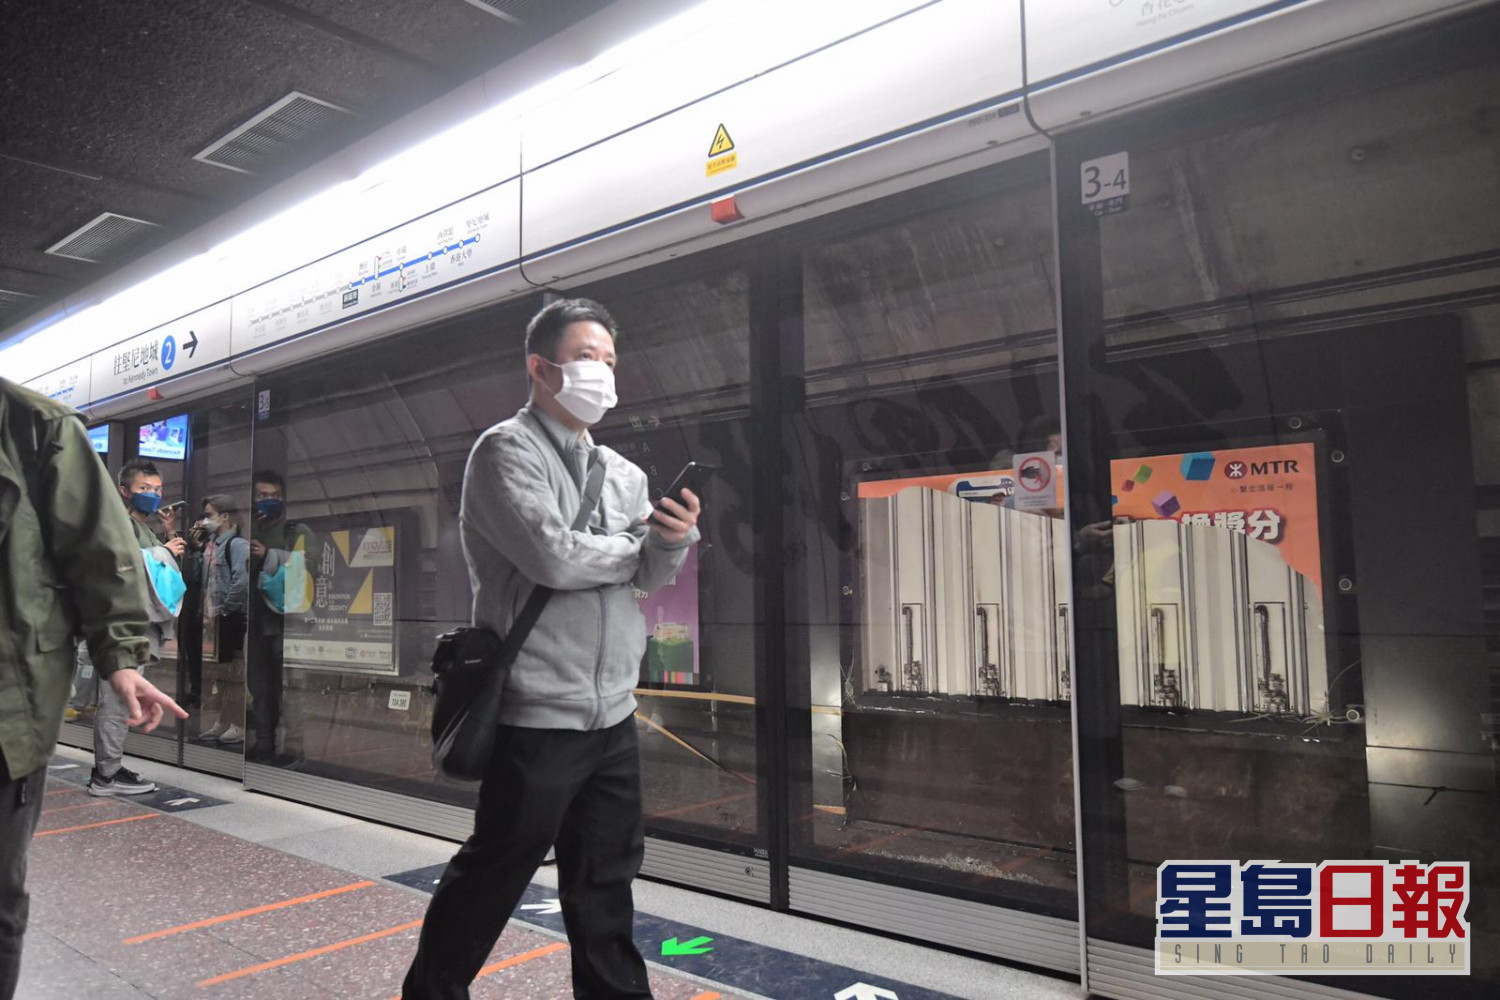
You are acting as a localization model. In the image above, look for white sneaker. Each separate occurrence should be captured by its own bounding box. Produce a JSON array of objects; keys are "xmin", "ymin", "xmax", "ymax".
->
[
  {"xmin": 215, "ymin": 724, "xmax": 244, "ymax": 744},
  {"xmin": 199, "ymin": 721, "xmax": 226, "ymax": 741}
]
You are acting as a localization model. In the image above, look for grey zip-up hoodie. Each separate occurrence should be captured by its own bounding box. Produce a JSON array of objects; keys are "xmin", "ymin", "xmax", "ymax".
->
[{"xmin": 461, "ymin": 404, "xmax": 697, "ymax": 730}]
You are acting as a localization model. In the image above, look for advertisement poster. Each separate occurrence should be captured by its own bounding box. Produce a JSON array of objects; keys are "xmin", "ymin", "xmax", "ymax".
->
[
  {"xmin": 1110, "ymin": 442, "xmax": 1322, "ymax": 590},
  {"xmin": 635, "ymin": 545, "xmax": 700, "ymax": 687},
  {"xmin": 283, "ymin": 523, "xmax": 398, "ymax": 675}
]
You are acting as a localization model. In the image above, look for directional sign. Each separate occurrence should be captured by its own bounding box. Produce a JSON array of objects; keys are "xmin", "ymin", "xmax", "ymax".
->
[
  {"xmin": 89, "ymin": 301, "xmax": 230, "ymax": 401},
  {"xmin": 661, "ymin": 935, "xmax": 714, "ymax": 956},
  {"xmin": 836, "ymin": 985, "xmax": 900, "ymax": 1000},
  {"xmin": 521, "ymin": 898, "xmax": 562, "ymax": 915},
  {"xmin": 140, "ymin": 786, "xmax": 227, "ymax": 812},
  {"xmin": 377, "ymin": 876, "xmax": 962, "ymax": 1000}
]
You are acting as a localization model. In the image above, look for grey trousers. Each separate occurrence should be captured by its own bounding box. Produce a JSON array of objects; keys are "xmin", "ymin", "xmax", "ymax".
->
[
  {"xmin": 0, "ymin": 753, "xmax": 46, "ymax": 1000},
  {"xmin": 93, "ymin": 662, "xmax": 146, "ymax": 779}
]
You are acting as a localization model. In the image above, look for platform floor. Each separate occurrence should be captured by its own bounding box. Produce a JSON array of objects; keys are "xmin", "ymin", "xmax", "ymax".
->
[{"xmin": 20, "ymin": 745, "xmax": 1082, "ymax": 1000}]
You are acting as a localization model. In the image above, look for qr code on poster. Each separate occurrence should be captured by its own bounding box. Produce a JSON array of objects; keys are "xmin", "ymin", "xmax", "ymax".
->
[{"xmin": 374, "ymin": 593, "xmax": 393, "ymax": 626}]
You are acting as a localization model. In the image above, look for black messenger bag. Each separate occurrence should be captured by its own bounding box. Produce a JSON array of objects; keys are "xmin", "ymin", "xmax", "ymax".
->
[{"xmin": 430, "ymin": 456, "xmax": 606, "ymax": 781}]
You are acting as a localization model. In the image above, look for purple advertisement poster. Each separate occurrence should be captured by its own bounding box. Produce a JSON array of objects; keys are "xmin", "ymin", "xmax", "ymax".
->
[{"xmin": 635, "ymin": 545, "xmax": 700, "ymax": 687}]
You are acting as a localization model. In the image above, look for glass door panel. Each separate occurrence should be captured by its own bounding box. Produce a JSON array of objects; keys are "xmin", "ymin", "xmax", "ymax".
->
[
  {"xmin": 1061, "ymin": 12, "xmax": 1500, "ymax": 997},
  {"xmin": 181, "ymin": 395, "xmax": 255, "ymax": 767},
  {"xmin": 784, "ymin": 156, "xmax": 1075, "ymax": 914},
  {"xmin": 580, "ymin": 264, "xmax": 762, "ymax": 854}
]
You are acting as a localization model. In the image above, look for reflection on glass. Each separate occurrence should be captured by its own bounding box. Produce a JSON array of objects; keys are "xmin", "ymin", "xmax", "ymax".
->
[
  {"xmin": 590, "ymin": 267, "xmax": 760, "ymax": 848},
  {"xmin": 1074, "ymin": 19, "xmax": 1500, "ymax": 996},
  {"xmin": 788, "ymin": 159, "xmax": 1074, "ymax": 907},
  {"xmin": 243, "ymin": 280, "xmax": 763, "ymax": 853},
  {"xmin": 192, "ymin": 493, "xmax": 249, "ymax": 745},
  {"xmin": 181, "ymin": 399, "xmax": 253, "ymax": 755}
]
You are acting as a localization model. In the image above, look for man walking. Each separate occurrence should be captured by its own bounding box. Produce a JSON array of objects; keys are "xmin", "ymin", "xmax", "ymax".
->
[
  {"xmin": 87, "ymin": 458, "xmax": 186, "ymax": 796},
  {"xmin": 0, "ymin": 377, "xmax": 186, "ymax": 998},
  {"xmin": 402, "ymin": 299, "xmax": 701, "ymax": 999}
]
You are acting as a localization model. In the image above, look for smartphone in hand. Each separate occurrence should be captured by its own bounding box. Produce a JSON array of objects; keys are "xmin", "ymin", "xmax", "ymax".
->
[{"xmin": 652, "ymin": 462, "xmax": 714, "ymax": 524}]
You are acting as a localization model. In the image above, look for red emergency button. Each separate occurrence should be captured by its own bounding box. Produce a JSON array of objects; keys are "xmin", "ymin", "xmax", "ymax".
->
[{"xmin": 711, "ymin": 196, "xmax": 744, "ymax": 225}]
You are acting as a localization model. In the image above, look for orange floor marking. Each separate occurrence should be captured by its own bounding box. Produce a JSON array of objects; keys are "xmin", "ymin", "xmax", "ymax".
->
[
  {"xmin": 124, "ymin": 880, "xmax": 377, "ymax": 945},
  {"xmin": 691, "ymin": 993, "xmax": 724, "ymax": 1000},
  {"xmin": 44, "ymin": 786, "xmax": 85, "ymax": 797},
  {"xmin": 475, "ymin": 941, "xmax": 569, "ymax": 978},
  {"xmin": 648, "ymin": 792, "xmax": 755, "ymax": 820},
  {"xmin": 198, "ymin": 918, "xmax": 423, "ymax": 987},
  {"xmin": 34, "ymin": 813, "xmax": 158, "ymax": 837},
  {"xmin": 388, "ymin": 940, "xmax": 568, "ymax": 998},
  {"xmin": 40, "ymin": 800, "xmax": 113, "ymax": 816}
]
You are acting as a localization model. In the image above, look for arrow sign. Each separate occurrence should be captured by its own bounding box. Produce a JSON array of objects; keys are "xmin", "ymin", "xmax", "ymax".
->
[
  {"xmin": 661, "ymin": 935, "xmax": 714, "ymax": 956},
  {"xmin": 183, "ymin": 329, "xmax": 199, "ymax": 358},
  {"xmin": 164, "ymin": 797, "xmax": 200, "ymax": 806},
  {"xmin": 520, "ymin": 898, "xmax": 562, "ymax": 915},
  {"xmin": 835, "ymin": 985, "xmax": 899, "ymax": 1000}
]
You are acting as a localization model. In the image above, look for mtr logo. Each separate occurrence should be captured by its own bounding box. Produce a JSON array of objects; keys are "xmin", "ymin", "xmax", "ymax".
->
[{"xmin": 1226, "ymin": 459, "xmax": 1300, "ymax": 480}]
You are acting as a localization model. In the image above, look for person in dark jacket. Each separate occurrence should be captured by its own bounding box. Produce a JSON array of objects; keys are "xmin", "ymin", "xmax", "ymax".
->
[
  {"xmin": 0, "ymin": 377, "xmax": 186, "ymax": 1000},
  {"xmin": 402, "ymin": 299, "xmax": 700, "ymax": 1000}
]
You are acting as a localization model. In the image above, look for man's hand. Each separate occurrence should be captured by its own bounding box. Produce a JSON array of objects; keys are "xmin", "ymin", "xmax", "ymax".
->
[
  {"xmin": 107, "ymin": 668, "xmax": 189, "ymax": 733},
  {"xmin": 165, "ymin": 535, "xmax": 187, "ymax": 557},
  {"xmin": 158, "ymin": 506, "xmax": 179, "ymax": 533},
  {"xmin": 249, "ymin": 539, "xmax": 266, "ymax": 558},
  {"xmin": 650, "ymin": 488, "xmax": 701, "ymax": 545}
]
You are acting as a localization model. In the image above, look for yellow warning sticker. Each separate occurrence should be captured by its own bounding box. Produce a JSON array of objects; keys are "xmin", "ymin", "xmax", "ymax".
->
[
  {"xmin": 707, "ymin": 152, "xmax": 738, "ymax": 177},
  {"xmin": 708, "ymin": 123, "xmax": 735, "ymax": 157}
]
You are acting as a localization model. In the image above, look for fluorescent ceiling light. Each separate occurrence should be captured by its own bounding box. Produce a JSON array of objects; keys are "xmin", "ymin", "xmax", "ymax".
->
[{"xmin": 0, "ymin": 0, "xmax": 924, "ymax": 384}]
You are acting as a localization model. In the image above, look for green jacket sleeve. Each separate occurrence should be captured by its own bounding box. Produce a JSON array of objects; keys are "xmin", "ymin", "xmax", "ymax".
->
[{"xmin": 38, "ymin": 414, "xmax": 150, "ymax": 676}]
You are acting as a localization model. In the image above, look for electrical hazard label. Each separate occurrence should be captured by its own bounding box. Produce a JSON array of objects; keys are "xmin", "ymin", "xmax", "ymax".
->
[
  {"xmin": 708, "ymin": 124, "xmax": 735, "ymax": 156},
  {"xmin": 707, "ymin": 123, "xmax": 737, "ymax": 177}
]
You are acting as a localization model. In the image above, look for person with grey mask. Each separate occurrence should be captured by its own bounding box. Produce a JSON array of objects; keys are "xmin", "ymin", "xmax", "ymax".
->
[{"xmin": 402, "ymin": 298, "xmax": 701, "ymax": 1000}]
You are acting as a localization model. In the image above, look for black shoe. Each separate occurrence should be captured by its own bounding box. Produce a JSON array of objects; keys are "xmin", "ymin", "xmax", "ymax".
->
[{"xmin": 88, "ymin": 766, "xmax": 157, "ymax": 796}]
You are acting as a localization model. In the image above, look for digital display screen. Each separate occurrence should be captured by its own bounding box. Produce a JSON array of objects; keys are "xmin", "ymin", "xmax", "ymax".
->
[
  {"xmin": 87, "ymin": 425, "xmax": 110, "ymax": 454},
  {"xmin": 138, "ymin": 414, "xmax": 188, "ymax": 461}
]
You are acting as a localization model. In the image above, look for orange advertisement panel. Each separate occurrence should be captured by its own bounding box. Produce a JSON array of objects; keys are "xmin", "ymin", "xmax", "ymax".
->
[{"xmin": 1110, "ymin": 443, "xmax": 1322, "ymax": 591}]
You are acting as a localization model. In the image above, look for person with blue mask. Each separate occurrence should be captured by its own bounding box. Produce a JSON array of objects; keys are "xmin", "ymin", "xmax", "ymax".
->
[
  {"xmin": 85, "ymin": 459, "xmax": 186, "ymax": 796},
  {"xmin": 245, "ymin": 469, "xmax": 311, "ymax": 765}
]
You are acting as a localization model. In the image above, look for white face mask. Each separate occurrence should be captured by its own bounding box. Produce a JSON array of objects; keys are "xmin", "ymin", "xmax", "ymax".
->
[{"xmin": 545, "ymin": 358, "xmax": 617, "ymax": 425}]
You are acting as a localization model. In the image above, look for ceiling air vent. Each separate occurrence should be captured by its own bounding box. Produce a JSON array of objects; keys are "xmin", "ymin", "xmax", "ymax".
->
[
  {"xmin": 0, "ymin": 288, "xmax": 36, "ymax": 323},
  {"xmin": 45, "ymin": 212, "xmax": 163, "ymax": 264},
  {"xmin": 457, "ymin": 0, "xmax": 537, "ymax": 25},
  {"xmin": 195, "ymin": 91, "xmax": 353, "ymax": 175}
]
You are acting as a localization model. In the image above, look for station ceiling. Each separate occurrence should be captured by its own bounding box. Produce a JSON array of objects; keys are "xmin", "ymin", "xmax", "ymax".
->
[{"xmin": 0, "ymin": 0, "xmax": 615, "ymax": 337}]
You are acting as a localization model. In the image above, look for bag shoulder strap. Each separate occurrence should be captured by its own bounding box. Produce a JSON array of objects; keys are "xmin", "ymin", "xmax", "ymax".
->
[{"xmin": 492, "ymin": 453, "xmax": 608, "ymax": 673}]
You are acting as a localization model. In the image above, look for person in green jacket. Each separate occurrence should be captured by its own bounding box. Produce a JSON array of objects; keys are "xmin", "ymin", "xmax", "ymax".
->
[{"xmin": 0, "ymin": 377, "xmax": 186, "ymax": 1000}]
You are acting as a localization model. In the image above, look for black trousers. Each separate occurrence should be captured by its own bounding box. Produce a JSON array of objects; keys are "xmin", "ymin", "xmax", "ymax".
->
[
  {"xmin": 402, "ymin": 717, "xmax": 652, "ymax": 1000},
  {"xmin": 246, "ymin": 624, "xmax": 283, "ymax": 757},
  {"xmin": 0, "ymin": 752, "xmax": 46, "ymax": 1000}
]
